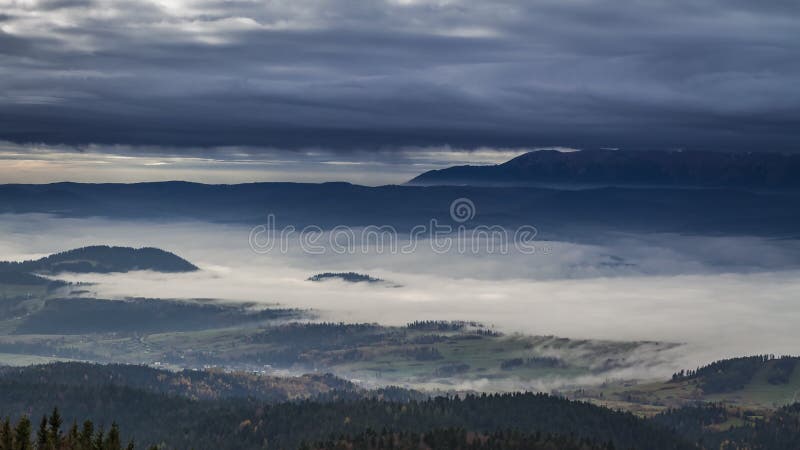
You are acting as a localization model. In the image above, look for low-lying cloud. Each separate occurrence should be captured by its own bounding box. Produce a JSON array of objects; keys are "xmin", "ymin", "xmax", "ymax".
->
[{"xmin": 2, "ymin": 213, "xmax": 800, "ymax": 378}]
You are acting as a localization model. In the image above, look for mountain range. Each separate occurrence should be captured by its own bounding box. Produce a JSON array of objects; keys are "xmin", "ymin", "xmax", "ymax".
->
[
  {"xmin": 2, "ymin": 181, "xmax": 799, "ymax": 239},
  {"xmin": 408, "ymin": 149, "xmax": 800, "ymax": 189}
]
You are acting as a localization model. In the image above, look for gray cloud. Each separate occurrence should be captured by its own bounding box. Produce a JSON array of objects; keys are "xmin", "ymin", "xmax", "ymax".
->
[{"xmin": 0, "ymin": 0, "xmax": 798, "ymax": 152}]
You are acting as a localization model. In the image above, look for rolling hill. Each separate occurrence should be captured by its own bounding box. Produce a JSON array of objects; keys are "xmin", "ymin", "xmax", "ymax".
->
[
  {"xmin": 0, "ymin": 245, "xmax": 198, "ymax": 274},
  {"xmin": 0, "ymin": 362, "xmax": 695, "ymax": 450},
  {"xmin": 572, "ymin": 355, "xmax": 800, "ymax": 412}
]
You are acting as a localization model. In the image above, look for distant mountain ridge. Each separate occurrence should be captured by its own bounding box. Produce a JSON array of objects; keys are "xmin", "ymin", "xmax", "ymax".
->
[
  {"xmin": 2, "ymin": 181, "xmax": 800, "ymax": 238},
  {"xmin": 0, "ymin": 245, "xmax": 198, "ymax": 274},
  {"xmin": 408, "ymin": 149, "xmax": 800, "ymax": 188}
]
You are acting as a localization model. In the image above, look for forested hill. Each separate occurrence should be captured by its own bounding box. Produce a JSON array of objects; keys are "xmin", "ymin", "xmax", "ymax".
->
[
  {"xmin": 304, "ymin": 428, "xmax": 617, "ymax": 450},
  {"xmin": 4, "ymin": 362, "xmax": 800, "ymax": 449},
  {"xmin": 0, "ymin": 246, "xmax": 198, "ymax": 274},
  {"xmin": 671, "ymin": 355, "xmax": 799, "ymax": 394},
  {"xmin": 409, "ymin": 149, "xmax": 800, "ymax": 189},
  {"xmin": 0, "ymin": 364, "xmax": 694, "ymax": 450},
  {"xmin": 0, "ymin": 363, "xmax": 360, "ymax": 402}
]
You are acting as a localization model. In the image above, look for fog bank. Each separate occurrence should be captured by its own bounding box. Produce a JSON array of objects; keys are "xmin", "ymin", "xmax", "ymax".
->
[{"xmin": 2, "ymin": 214, "xmax": 799, "ymax": 374}]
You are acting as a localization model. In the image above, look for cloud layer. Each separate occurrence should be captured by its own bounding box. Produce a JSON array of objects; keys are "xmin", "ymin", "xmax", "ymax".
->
[
  {"xmin": 4, "ymin": 213, "xmax": 800, "ymax": 378},
  {"xmin": 1, "ymin": 0, "xmax": 798, "ymax": 153},
  {"xmin": 0, "ymin": 141, "xmax": 529, "ymax": 184}
]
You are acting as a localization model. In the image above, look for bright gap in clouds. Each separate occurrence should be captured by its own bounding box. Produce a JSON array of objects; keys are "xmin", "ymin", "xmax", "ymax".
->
[{"xmin": 0, "ymin": 143, "xmax": 530, "ymax": 185}]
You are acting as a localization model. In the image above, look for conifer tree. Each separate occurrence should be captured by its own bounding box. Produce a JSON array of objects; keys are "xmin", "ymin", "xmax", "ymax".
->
[
  {"xmin": 92, "ymin": 428, "xmax": 104, "ymax": 450},
  {"xmin": 47, "ymin": 409, "xmax": 62, "ymax": 447},
  {"xmin": 13, "ymin": 416, "xmax": 32, "ymax": 450},
  {"xmin": 1, "ymin": 418, "xmax": 12, "ymax": 450},
  {"xmin": 35, "ymin": 417, "xmax": 48, "ymax": 450},
  {"xmin": 105, "ymin": 423, "xmax": 121, "ymax": 450},
  {"xmin": 79, "ymin": 421, "xmax": 94, "ymax": 450},
  {"xmin": 65, "ymin": 423, "xmax": 79, "ymax": 450}
]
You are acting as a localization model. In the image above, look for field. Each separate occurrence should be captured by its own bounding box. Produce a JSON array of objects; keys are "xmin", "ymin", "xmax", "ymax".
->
[
  {"xmin": 0, "ymin": 287, "xmax": 680, "ymax": 390},
  {"xmin": 1, "ymin": 266, "xmax": 797, "ymax": 416}
]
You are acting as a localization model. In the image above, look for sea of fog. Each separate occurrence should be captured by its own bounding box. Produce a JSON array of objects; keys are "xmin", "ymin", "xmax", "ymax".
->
[{"xmin": 2, "ymin": 213, "xmax": 800, "ymax": 375}]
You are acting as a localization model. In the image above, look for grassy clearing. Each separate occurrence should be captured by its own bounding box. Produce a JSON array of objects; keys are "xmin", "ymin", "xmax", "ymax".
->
[
  {"xmin": 0, "ymin": 352, "xmax": 78, "ymax": 366},
  {"xmin": 572, "ymin": 358, "xmax": 800, "ymax": 415}
]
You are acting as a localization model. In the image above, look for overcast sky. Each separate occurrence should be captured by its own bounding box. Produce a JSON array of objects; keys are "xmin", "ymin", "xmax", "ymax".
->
[{"xmin": 0, "ymin": 0, "xmax": 798, "ymax": 182}]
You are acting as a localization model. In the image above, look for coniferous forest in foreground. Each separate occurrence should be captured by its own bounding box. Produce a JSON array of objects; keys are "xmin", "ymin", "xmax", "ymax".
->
[{"xmin": 0, "ymin": 362, "xmax": 800, "ymax": 449}]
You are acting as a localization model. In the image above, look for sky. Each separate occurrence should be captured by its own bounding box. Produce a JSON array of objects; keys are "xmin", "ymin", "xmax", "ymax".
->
[
  {"xmin": 0, "ymin": 141, "xmax": 531, "ymax": 184},
  {"xmin": 0, "ymin": 0, "xmax": 798, "ymax": 183}
]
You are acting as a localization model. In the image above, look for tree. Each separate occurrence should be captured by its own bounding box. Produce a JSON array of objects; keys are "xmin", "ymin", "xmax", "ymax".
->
[
  {"xmin": 48, "ymin": 408, "xmax": 62, "ymax": 447},
  {"xmin": 13, "ymin": 416, "xmax": 32, "ymax": 450},
  {"xmin": 65, "ymin": 423, "xmax": 79, "ymax": 450},
  {"xmin": 104, "ymin": 423, "xmax": 121, "ymax": 450},
  {"xmin": 36, "ymin": 417, "xmax": 48, "ymax": 450},
  {"xmin": 1, "ymin": 418, "xmax": 13, "ymax": 450},
  {"xmin": 92, "ymin": 428, "xmax": 104, "ymax": 450},
  {"xmin": 79, "ymin": 421, "xmax": 94, "ymax": 450}
]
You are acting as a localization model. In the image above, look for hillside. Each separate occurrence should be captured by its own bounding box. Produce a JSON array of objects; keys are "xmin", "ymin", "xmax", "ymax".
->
[
  {"xmin": 10, "ymin": 297, "xmax": 297, "ymax": 335},
  {"xmin": 0, "ymin": 363, "xmax": 694, "ymax": 450},
  {"xmin": 408, "ymin": 149, "xmax": 800, "ymax": 189},
  {"xmin": 0, "ymin": 245, "xmax": 198, "ymax": 274},
  {"xmin": 571, "ymin": 355, "xmax": 800, "ymax": 412},
  {"xmin": 0, "ymin": 362, "xmax": 357, "ymax": 402},
  {"xmin": 7, "ymin": 361, "xmax": 800, "ymax": 449},
  {"xmin": 3, "ymin": 361, "xmax": 800, "ymax": 449}
]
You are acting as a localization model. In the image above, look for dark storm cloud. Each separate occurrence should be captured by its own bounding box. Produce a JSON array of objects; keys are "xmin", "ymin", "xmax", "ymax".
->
[{"xmin": 0, "ymin": 0, "xmax": 798, "ymax": 153}]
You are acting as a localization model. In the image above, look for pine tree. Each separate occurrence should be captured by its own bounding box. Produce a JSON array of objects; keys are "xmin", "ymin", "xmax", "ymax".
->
[
  {"xmin": 79, "ymin": 421, "xmax": 94, "ymax": 450},
  {"xmin": 47, "ymin": 409, "xmax": 62, "ymax": 447},
  {"xmin": 35, "ymin": 417, "xmax": 48, "ymax": 450},
  {"xmin": 13, "ymin": 416, "xmax": 32, "ymax": 450},
  {"xmin": 92, "ymin": 428, "xmax": 104, "ymax": 450},
  {"xmin": 104, "ymin": 423, "xmax": 121, "ymax": 450},
  {"xmin": 1, "ymin": 418, "xmax": 13, "ymax": 450},
  {"xmin": 65, "ymin": 422, "xmax": 79, "ymax": 450}
]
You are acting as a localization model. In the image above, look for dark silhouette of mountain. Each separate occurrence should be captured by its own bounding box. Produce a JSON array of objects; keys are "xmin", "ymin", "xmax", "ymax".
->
[
  {"xmin": 408, "ymin": 149, "xmax": 800, "ymax": 189},
  {"xmin": 2, "ymin": 181, "xmax": 800, "ymax": 238},
  {"xmin": 0, "ymin": 245, "xmax": 198, "ymax": 274}
]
